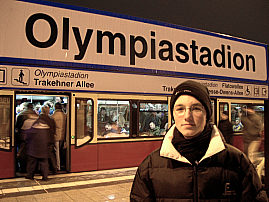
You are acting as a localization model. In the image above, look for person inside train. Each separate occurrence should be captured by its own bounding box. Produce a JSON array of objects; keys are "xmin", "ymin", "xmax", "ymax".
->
[
  {"xmin": 15, "ymin": 102, "xmax": 39, "ymax": 173},
  {"xmin": 143, "ymin": 110, "xmax": 161, "ymax": 132},
  {"xmin": 44, "ymin": 100, "xmax": 54, "ymax": 115},
  {"xmin": 116, "ymin": 112, "xmax": 126, "ymax": 128},
  {"xmin": 139, "ymin": 108, "xmax": 162, "ymax": 136},
  {"xmin": 97, "ymin": 107, "xmax": 112, "ymax": 136},
  {"xmin": 218, "ymin": 110, "xmax": 233, "ymax": 144},
  {"xmin": 233, "ymin": 117, "xmax": 243, "ymax": 132},
  {"xmin": 148, "ymin": 121, "xmax": 160, "ymax": 136},
  {"xmin": 34, "ymin": 104, "xmax": 42, "ymax": 115},
  {"xmin": 130, "ymin": 80, "xmax": 267, "ymax": 201},
  {"xmin": 121, "ymin": 122, "xmax": 129, "ymax": 134},
  {"xmin": 51, "ymin": 102, "xmax": 66, "ymax": 171},
  {"xmin": 159, "ymin": 111, "xmax": 168, "ymax": 133},
  {"xmin": 104, "ymin": 121, "xmax": 118, "ymax": 135}
]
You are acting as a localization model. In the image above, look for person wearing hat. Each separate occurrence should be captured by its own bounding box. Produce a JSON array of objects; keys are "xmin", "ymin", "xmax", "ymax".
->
[
  {"xmin": 130, "ymin": 80, "xmax": 267, "ymax": 201},
  {"xmin": 218, "ymin": 110, "xmax": 234, "ymax": 144}
]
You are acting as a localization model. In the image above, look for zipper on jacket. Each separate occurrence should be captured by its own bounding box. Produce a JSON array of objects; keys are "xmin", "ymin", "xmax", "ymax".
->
[{"xmin": 193, "ymin": 161, "xmax": 199, "ymax": 202}]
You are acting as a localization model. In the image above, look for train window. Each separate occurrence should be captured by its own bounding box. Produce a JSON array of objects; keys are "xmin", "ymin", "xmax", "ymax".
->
[
  {"xmin": 231, "ymin": 103, "xmax": 264, "ymax": 132},
  {"xmin": 0, "ymin": 96, "xmax": 12, "ymax": 150},
  {"xmin": 219, "ymin": 102, "xmax": 229, "ymax": 120},
  {"xmin": 97, "ymin": 100, "xmax": 130, "ymax": 138},
  {"xmin": 75, "ymin": 98, "xmax": 94, "ymax": 146},
  {"xmin": 219, "ymin": 102, "xmax": 229, "ymax": 114},
  {"xmin": 139, "ymin": 102, "xmax": 168, "ymax": 137},
  {"xmin": 231, "ymin": 103, "xmax": 244, "ymax": 132}
]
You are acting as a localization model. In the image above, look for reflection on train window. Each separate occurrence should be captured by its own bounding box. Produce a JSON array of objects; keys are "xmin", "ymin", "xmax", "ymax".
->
[
  {"xmin": 97, "ymin": 100, "xmax": 130, "ymax": 138},
  {"xmin": 231, "ymin": 103, "xmax": 244, "ymax": 132},
  {"xmin": 139, "ymin": 102, "xmax": 168, "ymax": 137},
  {"xmin": 0, "ymin": 96, "xmax": 11, "ymax": 150},
  {"xmin": 75, "ymin": 98, "xmax": 93, "ymax": 146},
  {"xmin": 231, "ymin": 103, "xmax": 264, "ymax": 133}
]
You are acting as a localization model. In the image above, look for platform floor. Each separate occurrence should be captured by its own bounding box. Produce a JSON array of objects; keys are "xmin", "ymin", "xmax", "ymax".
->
[{"xmin": 0, "ymin": 167, "xmax": 137, "ymax": 201}]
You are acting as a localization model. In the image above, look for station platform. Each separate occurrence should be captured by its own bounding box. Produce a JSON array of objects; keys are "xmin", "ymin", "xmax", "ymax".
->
[{"xmin": 0, "ymin": 167, "xmax": 137, "ymax": 201}]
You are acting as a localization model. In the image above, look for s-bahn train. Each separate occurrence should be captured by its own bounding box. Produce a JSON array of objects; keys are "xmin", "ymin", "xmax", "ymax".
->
[
  {"xmin": 0, "ymin": 0, "xmax": 268, "ymax": 180},
  {"xmin": 0, "ymin": 86, "xmax": 267, "ymax": 179}
]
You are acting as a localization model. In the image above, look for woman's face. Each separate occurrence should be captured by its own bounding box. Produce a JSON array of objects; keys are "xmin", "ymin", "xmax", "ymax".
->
[{"xmin": 173, "ymin": 95, "xmax": 207, "ymax": 139}]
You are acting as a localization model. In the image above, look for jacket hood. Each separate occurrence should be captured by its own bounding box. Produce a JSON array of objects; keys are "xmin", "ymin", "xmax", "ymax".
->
[
  {"xmin": 21, "ymin": 114, "xmax": 39, "ymax": 130},
  {"xmin": 19, "ymin": 109, "xmax": 37, "ymax": 116},
  {"xmin": 32, "ymin": 122, "xmax": 50, "ymax": 129},
  {"xmin": 160, "ymin": 124, "xmax": 226, "ymax": 164}
]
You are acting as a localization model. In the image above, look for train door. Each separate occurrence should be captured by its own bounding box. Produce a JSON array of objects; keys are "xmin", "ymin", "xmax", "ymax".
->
[
  {"xmin": 15, "ymin": 93, "xmax": 70, "ymax": 175},
  {"xmin": 217, "ymin": 99, "xmax": 265, "ymax": 179},
  {"xmin": 0, "ymin": 91, "xmax": 14, "ymax": 178},
  {"xmin": 70, "ymin": 93, "xmax": 97, "ymax": 172}
]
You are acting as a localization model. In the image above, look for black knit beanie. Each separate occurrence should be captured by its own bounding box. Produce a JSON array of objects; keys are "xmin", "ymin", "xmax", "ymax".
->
[{"xmin": 170, "ymin": 80, "xmax": 212, "ymax": 121}]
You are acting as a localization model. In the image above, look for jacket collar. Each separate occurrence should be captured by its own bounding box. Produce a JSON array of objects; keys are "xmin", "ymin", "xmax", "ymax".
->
[{"xmin": 160, "ymin": 124, "xmax": 226, "ymax": 164}]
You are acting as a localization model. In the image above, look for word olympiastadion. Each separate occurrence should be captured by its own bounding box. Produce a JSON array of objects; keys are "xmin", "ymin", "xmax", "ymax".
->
[{"xmin": 26, "ymin": 13, "xmax": 256, "ymax": 72}]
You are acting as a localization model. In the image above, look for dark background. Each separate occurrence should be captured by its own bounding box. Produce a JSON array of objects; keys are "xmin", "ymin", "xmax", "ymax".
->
[{"xmin": 49, "ymin": 0, "xmax": 269, "ymax": 45}]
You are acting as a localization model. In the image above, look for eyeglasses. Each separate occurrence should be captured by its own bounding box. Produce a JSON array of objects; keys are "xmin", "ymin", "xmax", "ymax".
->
[{"xmin": 174, "ymin": 105, "xmax": 205, "ymax": 116}]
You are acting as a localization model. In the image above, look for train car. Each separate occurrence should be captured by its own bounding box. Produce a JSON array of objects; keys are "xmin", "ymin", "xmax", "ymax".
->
[{"xmin": 0, "ymin": 0, "xmax": 268, "ymax": 181}]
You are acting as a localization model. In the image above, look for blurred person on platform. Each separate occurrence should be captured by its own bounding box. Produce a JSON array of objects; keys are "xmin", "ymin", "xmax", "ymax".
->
[
  {"xmin": 241, "ymin": 105, "xmax": 263, "ymax": 160},
  {"xmin": 25, "ymin": 109, "xmax": 51, "ymax": 180},
  {"xmin": 15, "ymin": 102, "xmax": 39, "ymax": 173},
  {"xmin": 39, "ymin": 105, "xmax": 57, "ymax": 174}
]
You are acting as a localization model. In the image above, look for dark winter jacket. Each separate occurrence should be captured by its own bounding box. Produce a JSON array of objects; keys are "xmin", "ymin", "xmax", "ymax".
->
[
  {"xmin": 15, "ymin": 109, "xmax": 38, "ymax": 143},
  {"xmin": 25, "ymin": 119, "xmax": 50, "ymax": 159},
  {"xmin": 130, "ymin": 124, "xmax": 267, "ymax": 202},
  {"xmin": 39, "ymin": 114, "xmax": 56, "ymax": 144}
]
